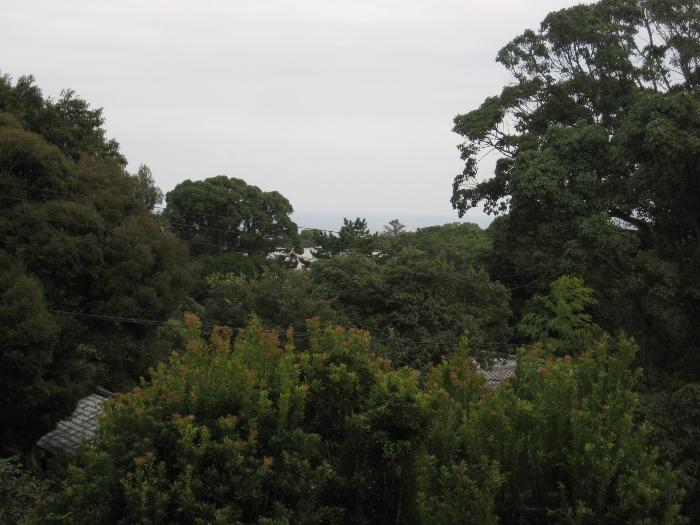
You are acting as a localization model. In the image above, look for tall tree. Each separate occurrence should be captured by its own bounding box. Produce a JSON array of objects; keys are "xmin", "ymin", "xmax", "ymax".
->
[
  {"xmin": 0, "ymin": 77, "xmax": 192, "ymax": 456},
  {"xmin": 449, "ymin": 2, "xmax": 700, "ymax": 517},
  {"xmin": 130, "ymin": 164, "xmax": 163, "ymax": 211},
  {"xmin": 0, "ymin": 74, "xmax": 125, "ymax": 165},
  {"xmin": 450, "ymin": 0, "xmax": 700, "ymax": 364},
  {"xmin": 164, "ymin": 176, "xmax": 300, "ymax": 257},
  {"xmin": 382, "ymin": 219, "xmax": 406, "ymax": 237},
  {"xmin": 313, "ymin": 217, "xmax": 376, "ymax": 258}
]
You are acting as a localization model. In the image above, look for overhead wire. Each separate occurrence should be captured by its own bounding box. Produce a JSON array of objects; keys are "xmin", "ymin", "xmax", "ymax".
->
[{"xmin": 48, "ymin": 308, "xmax": 518, "ymax": 355}]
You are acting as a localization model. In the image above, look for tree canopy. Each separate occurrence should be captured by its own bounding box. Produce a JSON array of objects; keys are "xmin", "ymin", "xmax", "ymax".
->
[
  {"xmin": 164, "ymin": 176, "xmax": 300, "ymax": 257},
  {"xmin": 36, "ymin": 319, "xmax": 684, "ymax": 524},
  {"xmin": 450, "ymin": 0, "xmax": 700, "ymax": 367},
  {"xmin": 312, "ymin": 218, "xmax": 376, "ymax": 258},
  {"xmin": 2, "ymin": 1, "xmax": 699, "ymax": 520},
  {"xmin": 0, "ymin": 75, "xmax": 191, "ymax": 456},
  {"xmin": 310, "ymin": 248, "xmax": 512, "ymax": 367}
]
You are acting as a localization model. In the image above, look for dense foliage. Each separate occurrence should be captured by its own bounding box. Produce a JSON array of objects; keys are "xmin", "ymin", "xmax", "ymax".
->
[
  {"xmin": 449, "ymin": 0, "xmax": 700, "ymax": 514},
  {"xmin": 165, "ymin": 176, "xmax": 300, "ymax": 258},
  {"xmin": 310, "ymin": 248, "xmax": 511, "ymax": 367},
  {"xmin": 451, "ymin": 0, "xmax": 699, "ymax": 366},
  {"xmin": 0, "ymin": 456, "xmax": 47, "ymax": 525},
  {"xmin": 1, "ymin": 0, "xmax": 698, "ymax": 521},
  {"xmin": 0, "ymin": 77, "xmax": 191, "ymax": 458},
  {"xmin": 36, "ymin": 319, "xmax": 684, "ymax": 524},
  {"xmin": 38, "ymin": 319, "xmax": 428, "ymax": 524}
]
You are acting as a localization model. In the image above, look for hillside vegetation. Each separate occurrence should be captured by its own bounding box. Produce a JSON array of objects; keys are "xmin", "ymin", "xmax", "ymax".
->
[{"xmin": 1, "ymin": 0, "xmax": 698, "ymax": 522}]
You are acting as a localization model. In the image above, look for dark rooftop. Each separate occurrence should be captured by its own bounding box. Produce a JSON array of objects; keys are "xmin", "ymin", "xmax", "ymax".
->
[
  {"xmin": 477, "ymin": 357, "xmax": 517, "ymax": 388},
  {"xmin": 36, "ymin": 389, "xmax": 112, "ymax": 456}
]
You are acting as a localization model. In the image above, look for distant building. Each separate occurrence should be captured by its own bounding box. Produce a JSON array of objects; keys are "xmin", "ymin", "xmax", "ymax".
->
[{"xmin": 268, "ymin": 247, "xmax": 317, "ymax": 269}]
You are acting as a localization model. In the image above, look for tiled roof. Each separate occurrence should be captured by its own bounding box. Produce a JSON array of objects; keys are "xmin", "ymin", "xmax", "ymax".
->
[
  {"xmin": 36, "ymin": 390, "xmax": 111, "ymax": 456},
  {"xmin": 477, "ymin": 357, "xmax": 517, "ymax": 387}
]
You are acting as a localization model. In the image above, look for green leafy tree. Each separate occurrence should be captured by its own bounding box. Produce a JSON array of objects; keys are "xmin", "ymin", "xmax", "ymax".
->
[
  {"xmin": 517, "ymin": 275, "xmax": 600, "ymax": 354},
  {"xmin": 420, "ymin": 336, "xmax": 686, "ymax": 524},
  {"xmin": 313, "ymin": 218, "xmax": 376, "ymax": 258},
  {"xmin": 0, "ymin": 78, "xmax": 192, "ymax": 454},
  {"xmin": 448, "ymin": 3, "xmax": 700, "ymax": 519},
  {"xmin": 164, "ymin": 176, "xmax": 300, "ymax": 257},
  {"xmin": 0, "ymin": 74, "xmax": 125, "ymax": 165},
  {"xmin": 640, "ymin": 380, "xmax": 700, "ymax": 521},
  {"xmin": 0, "ymin": 456, "xmax": 48, "ymax": 525},
  {"xmin": 0, "ymin": 252, "xmax": 96, "ymax": 463},
  {"xmin": 416, "ymin": 344, "xmax": 502, "ymax": 525},
  {"xmin": 130, "ymin": 164, "xmax": 163, "ymax": 211},
  {"xmin": 450, "ymin": 0, "xmax": 700, "ymax": 364},
  {"xmin": 379, "ymin": 222, "xmax": 493, "ymax": 271},
  {"xmin": 0, "ymin": 150, "xmax": 192, "ymax": 387},
  {"xmin": 201, "ymin": 268, "xmax": 336, "ymax": 333},
  {"xmin": 37, "ymin": 317, "xmax": 428, "ymax": 525},
  {"xmin": 310, "ymin": 248, "xmax": 512, "ymax": 366},
  {"xmin": 35, "ymin": 321, "xmax": 685, "ymax": 524}
]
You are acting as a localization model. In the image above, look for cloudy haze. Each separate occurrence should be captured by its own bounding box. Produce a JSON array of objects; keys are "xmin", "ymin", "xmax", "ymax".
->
[{"xmin": 1, "ymin": 0, "xmax": 589, "ymax": 231}]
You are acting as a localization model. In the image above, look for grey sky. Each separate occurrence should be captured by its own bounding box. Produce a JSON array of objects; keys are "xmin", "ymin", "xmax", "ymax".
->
[{"xmin": 1, "ymin": 0, "xmax": 589, "ymax": 231}]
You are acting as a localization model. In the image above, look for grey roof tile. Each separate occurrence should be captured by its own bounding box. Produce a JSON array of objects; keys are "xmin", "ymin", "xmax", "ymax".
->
[
  {"xmin": 37, "ymin": 391, "xmax": 111, "ymax": 457},
  {"xmin": 477, "ymin": 357, "xmax": 517, "ymax": 387}
]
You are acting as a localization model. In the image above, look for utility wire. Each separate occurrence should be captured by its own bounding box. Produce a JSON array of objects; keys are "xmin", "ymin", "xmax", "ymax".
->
[{"xmin": 48, "ymin": 308, "xmax": 517, "ymax": 353}]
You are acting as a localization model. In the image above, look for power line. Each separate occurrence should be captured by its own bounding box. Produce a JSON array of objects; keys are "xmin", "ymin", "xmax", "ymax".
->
[{"xmin": 48, "ymin": 308, "xmax": 517, "ymax": 354}]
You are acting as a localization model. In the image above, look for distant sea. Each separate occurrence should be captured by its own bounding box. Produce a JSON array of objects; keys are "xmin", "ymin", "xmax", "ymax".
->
[{"xmin": 291, "ymin": 209, "xmax": 492, "ymax": 233}]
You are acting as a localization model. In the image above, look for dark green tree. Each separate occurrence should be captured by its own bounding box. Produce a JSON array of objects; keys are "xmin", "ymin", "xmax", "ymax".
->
[
  {"xmin": 310, "ymin": 248, "xmax": 512, "ymax": 366},
  {"xmin": 0, "ymin": 74, "xmax": 125, "ymax": 165},
  {"xmin": 201, "ymin": 268, "xmax": 336, "ymax": 333},
  {"xmin": 0, "ymin": 78, "xmax": 192, "ymax": 457},
  {"xmin": 379, "ymin": 222, "xmax": 493, "ymax": 271},
  {"xmin": 0, "ymin": 252, "xmax": 96, "ymax": 463},
  {"xmin": 381, "ymin": 219, "xmax": 405, "ymax": 237},
  {"xmin": 0, "ymin": 456, "xmax": 48, "ymax": 524},
  {"xmin": 450, "ymin": 0, "xmax": 700, "ymax": 365},
  {"xmin": 164, "ymin": 176, "xmax": 300, "ymax": 257},
  {"xmin": 313, "ymin": 217, "xmax": 376, "ymax": 258},
  {"xmin": 37, "ymin": 318, "xmax": 428, "ymax": 525},
  {"xmin": 450, "ymin": 2, "xmax": 700, "ymax": 516}
]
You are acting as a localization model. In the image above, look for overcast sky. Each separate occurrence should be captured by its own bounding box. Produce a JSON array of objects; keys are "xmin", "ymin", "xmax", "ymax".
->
[{"xmin": 1, "ymin": 0, "xmax": 589, "ymax": 230}]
